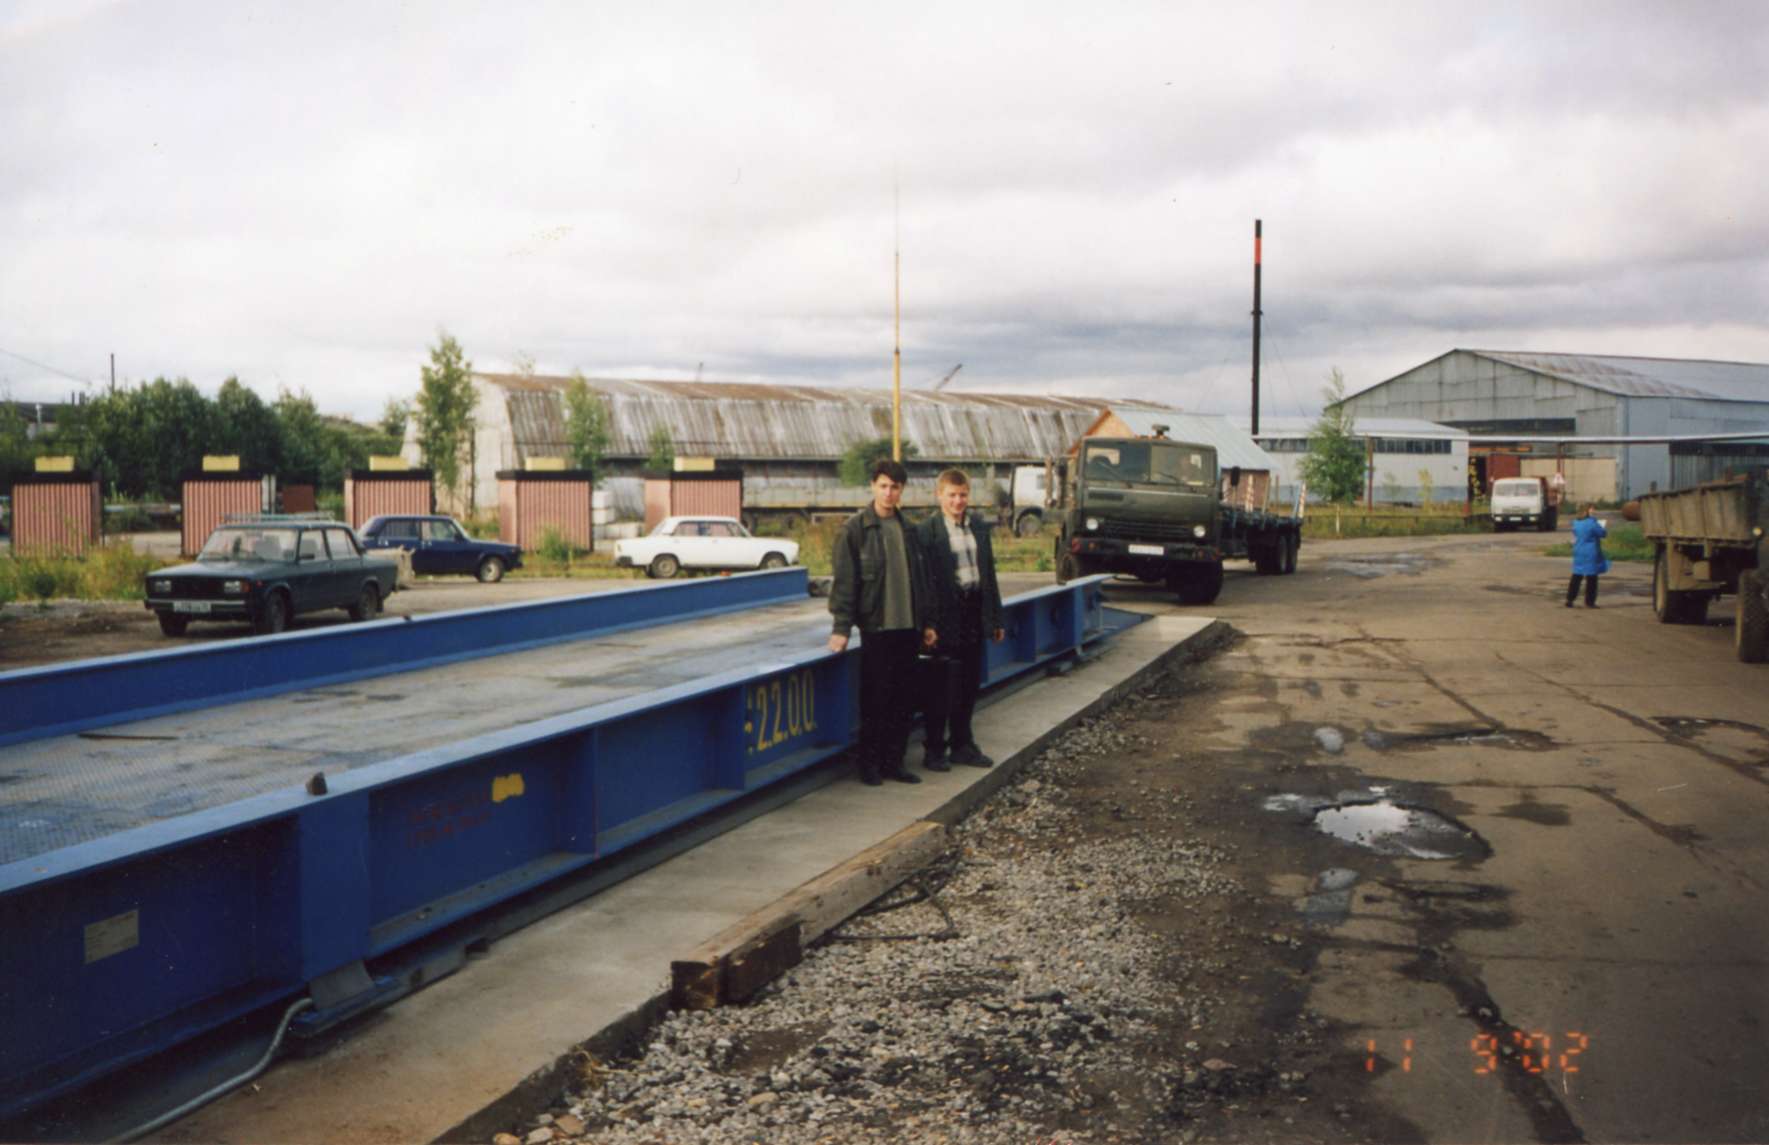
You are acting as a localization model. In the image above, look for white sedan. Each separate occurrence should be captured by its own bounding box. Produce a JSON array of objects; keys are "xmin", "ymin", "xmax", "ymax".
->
[{"xmin": 615, "ymin": 516, "xmax": 800, "ymax": 579}]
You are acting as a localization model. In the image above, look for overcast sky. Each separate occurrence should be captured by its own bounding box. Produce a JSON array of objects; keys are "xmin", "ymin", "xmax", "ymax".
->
[{"xmin": 4, "ymin": 1, "xmax": 1767, "ymax": 423}]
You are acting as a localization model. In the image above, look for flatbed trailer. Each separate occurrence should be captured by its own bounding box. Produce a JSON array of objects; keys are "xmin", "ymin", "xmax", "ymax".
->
[
  {"xmin": 0, "ymin": 569, "xmax": 1139, "ymax": 1124},
  {"xmin": 1638, "ymin": 471, "xmax": 1769, "ymax": 662}
]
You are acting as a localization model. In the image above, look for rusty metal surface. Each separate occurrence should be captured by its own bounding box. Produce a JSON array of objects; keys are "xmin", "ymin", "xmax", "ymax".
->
[
  {"xmin": 488, "ymin": 375, "xmax": 1157, "ymax": 464},
  {"xmin": 10, "ymin": 481, "xmax": 100, "ymax": 557},
  {"xmin": 668, "ymin": 477, "xmax": 743, "ymax": 521}
]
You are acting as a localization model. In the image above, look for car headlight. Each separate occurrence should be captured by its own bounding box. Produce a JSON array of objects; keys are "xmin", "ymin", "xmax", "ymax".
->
[
  {"xmin": 1084, "ymin": 517, "xmax": 1100, "ymax": 531},
  {"xmin": 222, "ymin": 580, "xmax": 246, "ymax": 594},
  {"xmin": 150, "ymin": 579, "xmax": 171, "ymax": 593},
  {"xmin": 1192, "ymin": 524, "xmax": 1207, "ymax": 539}
]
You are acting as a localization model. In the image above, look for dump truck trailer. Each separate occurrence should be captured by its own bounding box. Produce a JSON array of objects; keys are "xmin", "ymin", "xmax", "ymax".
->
[{"xmin": 1638, "ymin": 471, "xmax": 1769, "ymax": 662}]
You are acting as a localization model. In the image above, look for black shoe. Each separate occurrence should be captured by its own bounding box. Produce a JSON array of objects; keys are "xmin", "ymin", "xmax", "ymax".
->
[
  {"xmin": 860, "ymin": 765, "xmax": 883, "ymax": 786},
  {"xmin": 951, "ymin": 743, "xmax": 994, "ymax": 768},
  {"xmin": 1565, "ymin": 600, "xmax": 1574, "ymax": 608},
  {"xmin": 885, "ymin": 768, "xmax": 923, "ymax": 784},
  {"xmin": 923, "ymin": 751, "xmax": 951, "ymax": 773}
]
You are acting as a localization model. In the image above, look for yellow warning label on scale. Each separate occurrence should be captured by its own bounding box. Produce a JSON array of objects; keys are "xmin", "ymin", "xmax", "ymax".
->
[
  {"xmin": 491, "ymin": 773, "xmax": 526, "ymax": 803},
  {"xmin": 84, "ymin": 909, "xmax": 140, "ymax": 964}
]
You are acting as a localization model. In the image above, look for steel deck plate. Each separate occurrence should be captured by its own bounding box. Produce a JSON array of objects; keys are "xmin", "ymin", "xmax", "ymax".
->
[{"xmin": 0, "ymin": 599, "xmax": 828, "ymax": 865}]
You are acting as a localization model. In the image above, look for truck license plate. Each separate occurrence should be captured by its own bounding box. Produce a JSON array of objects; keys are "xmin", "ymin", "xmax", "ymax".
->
[
  {"xmin": 173, "ymin": 601, "xmax": 212, "ymax": 614},
  {"xmin": 1128, "ymin": 544, "xmax": 1164, "ymax": 556}
]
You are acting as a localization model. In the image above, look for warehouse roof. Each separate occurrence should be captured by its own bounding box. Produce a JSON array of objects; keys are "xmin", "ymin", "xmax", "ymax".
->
[
  {"xmin": 1366, "ymin": 350, "xmax": 1769, "ymax": 403},
  {"xmin": 484, "ymin": 374, "xmax": 1177, "ymax": 463},
  {"xmin": 1234, "ymin": 416, "xmax": 1468, "ymax": 439}
]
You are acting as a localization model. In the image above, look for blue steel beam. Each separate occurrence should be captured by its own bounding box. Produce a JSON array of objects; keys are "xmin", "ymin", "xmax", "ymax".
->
[
  {"xmin": 0, "ymin": 569, "xmax": 809, "ymax": 749},
  {"xmin": 0, "ymin": 575, "xmax": 1135, "ymax": 1120}
]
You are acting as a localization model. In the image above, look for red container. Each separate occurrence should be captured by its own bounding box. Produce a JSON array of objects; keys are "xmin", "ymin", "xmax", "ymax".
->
[
  {"xmin": 496, "ymin": 471, "xmax": 593, "ymax": 551},
  {"xmin": 642, "ymin": 470, "xmax": 744, "ymax": 531},
  {"xmin": 344, "ymin": 470, "xmax": 435, "ymax": 530},
  {"xmin": 181, "ymin": 475, "xmax": 263, "ymax": 556},
  {"xmin": 10, "ymin": 473, "xmax": 103, "ymax": 557}
]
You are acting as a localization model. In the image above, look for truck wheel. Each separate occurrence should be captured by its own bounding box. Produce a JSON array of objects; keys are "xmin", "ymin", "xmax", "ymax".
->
[
  {"xmin": 157, "ymin": 612, "xmax": 189, "ymax": 637},
  {"xmin": 1170, "ymin": 561, "xmax": 1224, "ymax": 605},
  {"xmin": 1056, "ymin": 551, "xmax": 1084, "ymax": 584},
  {"xmin": 1253, "ymin": 543, "xmax": 1279, "ymax": 575},
  {"xmin": 1279, "ymin": 532, "xmax": 1299, "ymax": 575},
  {"xmin": 1737, "ymin": 571, "xmax": 1768, "ymax": 663},
  {"xmin": 1015, "ymin": 512, "xmax": 1043, "ymax": 538}
]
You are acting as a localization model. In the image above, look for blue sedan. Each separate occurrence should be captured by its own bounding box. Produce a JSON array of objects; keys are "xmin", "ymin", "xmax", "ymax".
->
[{"xmin": 359, "ymin": 515, "xmax": 523, "ymax": 582}]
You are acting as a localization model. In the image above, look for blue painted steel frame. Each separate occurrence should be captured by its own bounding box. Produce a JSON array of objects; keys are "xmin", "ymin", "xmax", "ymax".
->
[
  {"xmin": 0, "ymin": 569, "xmax": 810, "ymax": 749},
  {"xmin": 0, "ymin": 575, "xmax": 1134, "ymax": 1119}
]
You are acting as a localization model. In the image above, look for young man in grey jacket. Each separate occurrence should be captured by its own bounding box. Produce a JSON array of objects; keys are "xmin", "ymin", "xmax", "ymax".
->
[{"xmin": 827, "ymin": 458, "xmax": 937, "ymax": 785}]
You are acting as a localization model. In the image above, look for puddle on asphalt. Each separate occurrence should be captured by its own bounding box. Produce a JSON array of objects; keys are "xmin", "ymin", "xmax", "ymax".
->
[
  {"xmin": 1361, "ymin": 726, "xmax": 1554, "ymax": 752},
  {"xmin": 1318, "ymin": 553, "xmax": 1432, "ymax": 578},
  {"xmin": 1311, "ymin": 800, "xmax": 1489, "ymax": 861},
  {"xmin": 1300, "ymin": 867, "xmax": 1360, "ymax": 924}
]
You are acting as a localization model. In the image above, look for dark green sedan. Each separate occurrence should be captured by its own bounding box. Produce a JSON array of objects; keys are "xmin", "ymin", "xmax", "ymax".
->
[{"xmin": 144, "ymin": 517, "xmax": 400, "ymax": 637}]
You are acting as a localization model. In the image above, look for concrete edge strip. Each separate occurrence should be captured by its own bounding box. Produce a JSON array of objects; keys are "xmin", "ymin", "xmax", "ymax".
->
[{"xmin": 436, "ymin": 616, "xmax": 1235, "ymax": 1145}]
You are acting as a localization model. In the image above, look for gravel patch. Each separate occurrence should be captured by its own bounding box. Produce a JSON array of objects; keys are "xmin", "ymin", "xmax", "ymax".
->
[{"xmin": 503, "ymin": 709, "xmax": 1244, "ymax": 1144}]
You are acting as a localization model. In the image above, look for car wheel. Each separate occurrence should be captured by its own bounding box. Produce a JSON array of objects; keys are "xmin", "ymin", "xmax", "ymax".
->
[
  {"xmin": 760, "ymin": 552, "xmax": 788, "ymax": 570},
  {"xmin": 348, "ymin": 583, "xmax": 380, "ymax": 622},
  {"xmin": 254, "ymin": 592, "xmax": 290, "ymax": 635},
  {"xmin": 157, "ymin": 612, "xmax": 189, "ymax": 637},
  {"xmin": 649, "ymin": 554, "xmax": 681, "ymax": 579},
  {"xmin": 477, "ymin": 556, "xmax": 505, "ymax": 584}
]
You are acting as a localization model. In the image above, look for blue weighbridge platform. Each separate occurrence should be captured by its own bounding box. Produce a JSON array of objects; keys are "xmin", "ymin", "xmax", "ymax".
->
[{"xmin": 0, "ymin": 570, "xmax": 1140, "ymax": 1120}]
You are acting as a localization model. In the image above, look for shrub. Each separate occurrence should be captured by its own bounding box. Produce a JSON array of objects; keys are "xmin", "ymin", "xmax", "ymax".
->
[{"xmin": 537, "ymin": 527, "xmax": 579, "ymax": 563}]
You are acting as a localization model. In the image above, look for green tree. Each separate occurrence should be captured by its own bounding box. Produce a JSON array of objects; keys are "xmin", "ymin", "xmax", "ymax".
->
[
  {"xmin": 275, "ymin": 388, "xmax": 334, "ymax": 485},
  {"xmin": 65, "ymin": 378, "xmax": 216, "ymax": 498},
  {"xmin": 839, "ymin": 436, "xmax": 919, "ymax": 485},
  {"xmin": 0, "ymin": 395, "xmax": 35, "ymax": 485},
  {"xmin": 1299, "ymin": 369, "xmax": 1365, "ymax": 504},
  {"xmin": 645, "ymin": 424, "xmax": 675, "ymax": 472},
  {"xmin": 563, "ymin": 371, "xmax": 610, "ymax": 478},
  {"xmin": 379, "ymin": 397, "xmax": 412, "ymax": 442},
  {"xmin": 213, "ymin": 377, "xmax": 285, "ymax": 474},
  {"xmin": 415, "ymin": 332, "xmax": 478, "ymax": 511}
]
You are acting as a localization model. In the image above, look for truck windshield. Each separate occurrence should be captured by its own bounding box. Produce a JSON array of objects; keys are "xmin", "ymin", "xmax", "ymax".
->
[
  {"xmin": 1494, "ymin": 480, "xmax": 1539, "ymax": 496},
  {"xmin": 1082, "ymin": 442, "xmax": 1212, "ymax": 489}
]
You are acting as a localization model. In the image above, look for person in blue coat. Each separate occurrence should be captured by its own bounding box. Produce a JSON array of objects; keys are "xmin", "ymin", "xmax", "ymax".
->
[{"xmin": 1566, "ymin": 504, "xmax": 1610, "ymax": 608}]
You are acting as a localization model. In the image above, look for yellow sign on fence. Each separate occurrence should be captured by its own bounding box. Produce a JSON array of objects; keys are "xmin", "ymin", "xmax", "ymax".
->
[
  {"xmin": 368, "ymin": 455, "xmax": 408, "ymax": 472},
  {"xmin": 526, "ymin": 456, "xmax": 567, "ymax": 472},
  {"xmin": 674, "ymin": 456, "xmax": 716, "ymax": 473},
  {"xmin": 34, "ymin": 456, "xmax": 76, "ymax": 473},
  {"xmin": 202, "ymin": 455, "xmax": 241, "ymax": 472}
]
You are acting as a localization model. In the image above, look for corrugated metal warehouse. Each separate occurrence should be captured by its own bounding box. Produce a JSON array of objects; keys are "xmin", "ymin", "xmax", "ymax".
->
[
  {"xmin": 412, "ymin": 375, "xmax": 1169, "ymax": 517},
  {"xmin": 1340, "ymin": 350, "xmax": 1769, "ymax": 499},
  {"xmin": 1236, "ymin": 416, "xmax": 1471, "ymax": 506}
]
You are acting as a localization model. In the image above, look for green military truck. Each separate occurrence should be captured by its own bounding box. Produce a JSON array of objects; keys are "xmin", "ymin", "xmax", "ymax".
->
[
  {"xmin": 1639, "ymin": 471, "xmax": 1768, "ymax": 662},
  {"xmin": 1053, "ymin": 428, "xmax": 1302, "ymax": 604}
]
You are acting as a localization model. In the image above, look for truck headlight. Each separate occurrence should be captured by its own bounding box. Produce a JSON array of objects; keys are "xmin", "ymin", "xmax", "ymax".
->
[
  {"xmin": 150, "ymin": 579, "xmax": 170, "ymax": 593},
  {"xmin": 1084, "ymin": 517, "xmax": 1100, "ymax": 531},
  {"xmin": 1192, "ymin": 524, "xmax": 1207, "ymax": 539},
  {"xmin": 222, "ymin": 580, "xmax": 246, "ymax": 594}
]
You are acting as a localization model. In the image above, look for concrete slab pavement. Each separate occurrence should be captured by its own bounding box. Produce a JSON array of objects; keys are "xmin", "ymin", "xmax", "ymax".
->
[{"xmin": 152, "ymin": 607, "xmax": 1221, "ymax": 1144}]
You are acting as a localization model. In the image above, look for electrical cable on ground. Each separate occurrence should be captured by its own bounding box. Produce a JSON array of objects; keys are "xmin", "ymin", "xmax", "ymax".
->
[{"xmin": 113, "ymin": 996, "xmax": 314, "ymax": 1144}]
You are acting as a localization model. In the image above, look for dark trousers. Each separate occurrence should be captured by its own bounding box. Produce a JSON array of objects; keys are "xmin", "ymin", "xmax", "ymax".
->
[
  {"xmin": 1567, "ymin": 574, "xmax": 1600, "ymax": 606},
  {"xmin": 924, "ymin": 595, "xmax": 984, "ymax": 755},
  {"xmin": 859, "ymin": 627, "xmax": 920, "ymax": 777}
]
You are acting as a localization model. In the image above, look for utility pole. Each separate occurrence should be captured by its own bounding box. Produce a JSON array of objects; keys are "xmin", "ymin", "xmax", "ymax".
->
[
  {"xmin": 892, "ymin": 181, "xmax": 902, "ymax": 461},
  {"xmin": 1251, "ymin": 219, "xmax": 1262, "ymax": 437}
]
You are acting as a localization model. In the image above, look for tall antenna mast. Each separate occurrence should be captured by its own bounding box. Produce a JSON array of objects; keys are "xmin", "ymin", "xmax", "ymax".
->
[
  {"xmin": 892, "ymin": 179, "xmax": 902, "ymax": 461},
  {"xmin": 1251, "ymin": 218, "xmax": 1263, "ymax": 436}
]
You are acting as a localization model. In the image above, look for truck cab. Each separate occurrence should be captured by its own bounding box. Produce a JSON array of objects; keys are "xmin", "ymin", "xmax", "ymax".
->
[
  {"xmin": 1057, "ymin": 435, "xmax": 1226, "ymax": 599},
  {"xmin": 1490, "ymin": 477, "xmax": 1559, "ymax": 532}
]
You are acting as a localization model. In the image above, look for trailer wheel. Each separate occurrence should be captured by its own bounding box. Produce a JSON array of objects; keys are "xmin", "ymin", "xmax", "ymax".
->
[
  {"xmin": 1279, "ymin": 532, "xmax": 1299, "ymax": 575},
  {"xmin": 1253, "ymin": 542, "xmax": 1280, "ymax": 575},
  {"xmin": 1737, "ymin": 570, "xmax": 1768, "ymax": 663},
  {"xmin": 1653, "ymin": 547, "xmax": 1698, "ymax": 624}
]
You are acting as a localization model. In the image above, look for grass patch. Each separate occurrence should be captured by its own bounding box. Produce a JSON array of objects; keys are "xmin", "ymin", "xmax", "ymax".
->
[
  {"xmin": 1300, "ymin": 504, "xmax": 1489, "ymax": 540},
  {"xmin": 0, "ymin": 541, "xmax": 169, "ymax": 604},
  {"xmin": 1542, "ymin": 522, "xmax": 1654, "ymax": 562}
]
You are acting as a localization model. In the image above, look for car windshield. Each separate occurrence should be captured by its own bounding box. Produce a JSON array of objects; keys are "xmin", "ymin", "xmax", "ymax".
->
[
  {"xmin": 198, "ymin": 527, "xmax": 300, "ymax": 562},
  {"xmin": 1082, "ymin": 442, "xmax": 1213, "ymax": 489}
]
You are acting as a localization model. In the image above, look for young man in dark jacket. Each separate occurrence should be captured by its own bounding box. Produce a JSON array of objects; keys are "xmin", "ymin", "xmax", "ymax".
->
[
  {"xmin": 916, "ymin": 468, "xmax": 1005, "ymax": 770},
  {"xmin": 828, "ymin": 458, "xmax": 937, "ymax": 785}
]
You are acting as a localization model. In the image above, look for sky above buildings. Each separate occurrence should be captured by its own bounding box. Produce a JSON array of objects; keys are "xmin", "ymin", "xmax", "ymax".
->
[{"xmin": 3, "ymin": 1, "xmax": 1767, "ymax": 422}]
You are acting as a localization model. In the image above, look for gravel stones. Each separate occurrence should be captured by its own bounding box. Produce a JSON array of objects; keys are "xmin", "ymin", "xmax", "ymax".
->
[{"xmin": 516, "ymin": 714, "xmax": 1242, "ymax": 1144}]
